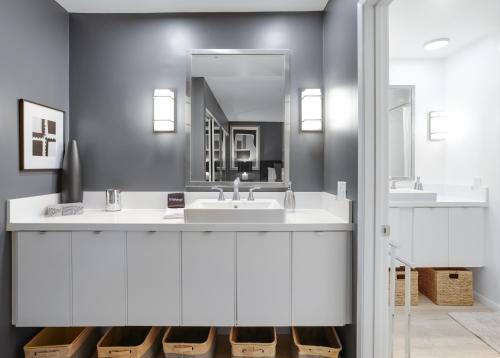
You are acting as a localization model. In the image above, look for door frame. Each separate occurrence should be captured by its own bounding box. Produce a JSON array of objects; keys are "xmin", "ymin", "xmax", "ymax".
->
[{"xmin": 357, "ymin": 0, "xmax": 392, "ymax": 357}]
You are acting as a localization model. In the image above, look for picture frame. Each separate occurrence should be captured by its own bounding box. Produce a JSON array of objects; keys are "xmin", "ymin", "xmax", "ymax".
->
[
  {"xmin": 230, "ymin": 125, "xmax": 260, "ymax": 170},
  {"xmin": 19, "ymin": 99, "xmax": 65, "ymax": 170}
]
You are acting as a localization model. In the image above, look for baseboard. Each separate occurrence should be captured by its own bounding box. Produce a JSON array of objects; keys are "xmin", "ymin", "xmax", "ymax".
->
[{"xmin": 474, "ymin": 291, "xmax": 500, "ymax": 311}]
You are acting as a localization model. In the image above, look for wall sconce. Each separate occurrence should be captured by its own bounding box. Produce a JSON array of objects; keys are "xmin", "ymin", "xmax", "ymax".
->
[
  {"xmin": 153, "ymin": 89, "xmax": 175, "ymax": 132},
  {"xmin": 300, "ymin": 89, "xmax": 323, "ymax": 132},
  {"xmin": 428, "ymin": 111, "xmax": 448, "ymax": 141}
]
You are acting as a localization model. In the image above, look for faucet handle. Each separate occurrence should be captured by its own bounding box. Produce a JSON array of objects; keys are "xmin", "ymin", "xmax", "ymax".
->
[
  {"xmin": 248, "ymin": 186, "xmax": 261, "ymax": 201},
  {"xmin": 211, "ymin": 186, "xmax": 225, "ymax": 201}
]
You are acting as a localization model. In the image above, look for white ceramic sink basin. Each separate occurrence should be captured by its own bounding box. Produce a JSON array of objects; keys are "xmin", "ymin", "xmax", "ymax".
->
[
  {"xmin": 390, "ymin": 189, "xmax": 437, "ymax": 202},
  {"xmin": 184, "ymin": 199, "xmax": 285, "ymax": 223}
]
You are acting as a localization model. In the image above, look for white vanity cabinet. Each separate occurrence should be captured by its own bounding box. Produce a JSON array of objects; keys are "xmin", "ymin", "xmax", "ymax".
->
[
  {"xmin": 13, "ymin": 231, "xmax": 72, "ymax": 327},
  {"xmin": 236, "ymin": 232, "xmax": 291, "ymax": 326},
  {"xmin": 127, "ymin": 231, "xmax": 180, "ymax": 325},
  {"xmin": 13, "ymin": 228, "xmax": 352, "ymax": 327},
  {"xmin": 389, "ymin": 207, "xmax": 485, "ymax": 267},
  {"xmin": 292, "ymin": 231, "xmax": 352, "ymax": 326},
  {"xmin": 72, "ymin": 231, "xmax": 127, "ymax": 326},
  {"xmin": 182, "ymin": 231, "xmax": 235, "ymax": 326}
]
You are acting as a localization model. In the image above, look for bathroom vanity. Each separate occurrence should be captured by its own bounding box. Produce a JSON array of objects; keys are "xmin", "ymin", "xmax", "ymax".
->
[
  {"xmin": 8, "ymin": 191, "xmax": 352, "ymax": 328},
  {"xmin": 389, "ymin": 185, "xmax": 488, "ymax": 267}
]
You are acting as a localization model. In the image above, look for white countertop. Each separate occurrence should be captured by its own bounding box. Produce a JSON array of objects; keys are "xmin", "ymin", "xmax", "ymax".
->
[
  {"xmin": 389, "ymin": 196, "xmax": 488, "ymax": 208},
  {"xmin": 7, "ymin": 192, "xmax": 353, "ymax": 232},
  {"xmin": 389, "ymin": 184, "xmax": 488, "ymax": 208}
]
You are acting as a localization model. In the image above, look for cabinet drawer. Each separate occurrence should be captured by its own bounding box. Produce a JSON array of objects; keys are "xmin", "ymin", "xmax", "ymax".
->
[
  {"xmin": 72, "ymin": 231, "xmax": 126, "ymax": 326},
  {"xmin": 127, "ymin": 231, "xmax": 181, "ymax": 325},
  {"xmin": 237, "ymin": 232, "xmax": 291, "ymax": 326},
  {"xmin": 292, "ymin": 231, "xmax": 351, "ymax": 326},
  {"xmin": 14, "ymin": 231, "xmax": 71, "ymax": 326},
  {"xmin": 449, "ymin": 208, "xmax": 485, "ymax": 267},
  {"xmin": 182, "ymin": 231, "xmax": 235, "ymax": 326},
  {"xmin": 413, "ymin": 208, "xmax": 449, "ymax": 266}
]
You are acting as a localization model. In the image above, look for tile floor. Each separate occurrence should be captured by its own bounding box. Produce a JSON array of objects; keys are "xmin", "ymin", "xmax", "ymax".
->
[{"xmin": 393, "ymin": 294, "xmax": 500, "ymax": 357}]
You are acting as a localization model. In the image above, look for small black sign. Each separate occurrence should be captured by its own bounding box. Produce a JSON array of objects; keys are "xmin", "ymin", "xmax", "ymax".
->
[{"xmin": 168, "ymin": 193, "xmax": 185, "ymax": 208}]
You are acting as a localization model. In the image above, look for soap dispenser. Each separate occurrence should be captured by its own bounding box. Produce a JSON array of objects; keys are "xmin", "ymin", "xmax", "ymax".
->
[
  {"xmin": 284, "ymin": 181, "xmax": 296, "ymax": 211},
  {"xmin": 413, "ymin": 176, "xmax": 423, "ymax": 191}
]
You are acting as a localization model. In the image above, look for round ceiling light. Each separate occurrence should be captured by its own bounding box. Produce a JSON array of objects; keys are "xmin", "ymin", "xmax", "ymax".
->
[{"xmin": 423, "ymin": 38, "xmax": 450, "ymax": 51}]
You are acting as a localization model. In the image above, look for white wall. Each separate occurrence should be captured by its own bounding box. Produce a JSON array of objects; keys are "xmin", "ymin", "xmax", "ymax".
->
[
  {"xmin": 444, "ymin": 33, "xmax": 500, "ymax": 307},
  {"xmin": 390, "ymin": 59, "xmax": 446, "ymax": 183}
]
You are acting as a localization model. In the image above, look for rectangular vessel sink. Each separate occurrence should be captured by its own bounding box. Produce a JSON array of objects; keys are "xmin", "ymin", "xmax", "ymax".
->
[
  {"xmin": 184, "ymin": 199, "xmax": 285, "ymax": 223},
  {"xmin": 390, "ymin": 189, "xmax": 437, "ymax": 202}
]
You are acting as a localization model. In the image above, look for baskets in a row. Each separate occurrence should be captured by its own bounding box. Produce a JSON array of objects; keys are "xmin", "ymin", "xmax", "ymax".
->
[
  {"xmin": 390, "ymin": 267, "xmax": 473, "ymax": 306},
  {"xmin": 25, "ymin": 326, "xmax": 343, "ymax": 358}
]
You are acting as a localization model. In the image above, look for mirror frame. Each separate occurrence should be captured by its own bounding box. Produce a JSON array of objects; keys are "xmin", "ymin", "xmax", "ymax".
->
[
  {"xmin": 388, "ymin": 84, "xmax": 415, "ymax": 181},
  {"xmin": 185, "ymin": 49, "xmax": 291, "ymax": 189}
]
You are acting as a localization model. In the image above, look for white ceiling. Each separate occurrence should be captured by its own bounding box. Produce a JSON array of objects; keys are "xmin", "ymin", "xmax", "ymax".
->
[
  {"xmin": 55, "ymin": 0, "xmax": 329, "ymax": 13},
  {"xmin": 389, "ymin": 0, "xmax": 500, "ymax": 59},
  {"xmin": 191, "ymin": 54, "xmax": 285, "ymax": 123}
]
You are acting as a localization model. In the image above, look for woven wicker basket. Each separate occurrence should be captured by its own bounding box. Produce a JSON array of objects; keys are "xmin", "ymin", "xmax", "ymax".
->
[
  {"xmin": 24, "ymin": 327, "xmax": 101, "ymax": 358},
  {"xmin": 291, "ymin": 327, "xmax": 342, "ymax": 358},
  {"xmin": 163, "ymin": 327, "xmax": 216, "ymax": 358},
  {"xmin": 418, "ymin": 268, "xmax": 473, "ymax": 306},
  {"xmin": 390, "ymin": 267, "xmax": 419, "ymax": 306},
  {"xmin": 230, "ymin": 327, "xmax": 276, "ymax": 358},
  {"xmin": 97, "ymin": 327, "xmax": 163, "ymax": 358}
]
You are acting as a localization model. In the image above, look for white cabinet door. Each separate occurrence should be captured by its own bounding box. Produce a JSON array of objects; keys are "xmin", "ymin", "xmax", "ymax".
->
[
  {"xmin": 236, "ymin": 232, "xmax": 291, "ymax": 326},
  {"xmin": 292, "ymin": 231, "xmax": 351, "ymax": 326},
  {"xmin": 72, "ymin": 231, "xmax": 126, "ymax": 326},
  {"xmin": 388, "ymin": 208, "xmax": 413, "ymax": 261},
  {"xmin": 127, "ymin": 231, "xmax": 180, "ymax": 325},
  {"xmin": 182, "ymin": 232, "xmax": 235, "ymax": 326},
  {"xmin": 413, "ymin": 208, "xmax": 449, "ymax": 266},
  {"xmin": 14, "ymin": 232, "xmax": 71, "ymax": 326},
  {"xmin": 449, "ymin": 208, "xmax": 485, "ymax": 267}
]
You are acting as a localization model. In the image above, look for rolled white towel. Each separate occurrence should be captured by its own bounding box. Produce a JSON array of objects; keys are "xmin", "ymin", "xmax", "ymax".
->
[{"xmin": 164, "ymin": 207, "xmax": 184, "ymax": 219}]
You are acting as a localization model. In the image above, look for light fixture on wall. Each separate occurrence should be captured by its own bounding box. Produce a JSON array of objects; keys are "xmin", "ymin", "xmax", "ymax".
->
[
  {"xmin": 423, "ymin": 38, "xmax": 450, "ymax": 51},
  {"xmin": 153, "ymin": 89, "xmax": 175, "ymax": 132},
  {"xmin": 428, "ymin": 111, "xmax": 448, "ymax": 141},
  {"xmin": 300, "ymin": 88, "xmax": 323, "ymax": 132}
]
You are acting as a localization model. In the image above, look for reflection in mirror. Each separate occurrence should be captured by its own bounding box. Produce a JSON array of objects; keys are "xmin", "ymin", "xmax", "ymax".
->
[
  {"xmin": 388, "ymin": 85, "xmax": 415, "ymax": 180},
  {"xmin": 187, "ymin": 51, "xmax": 289, "ymax": 187}
]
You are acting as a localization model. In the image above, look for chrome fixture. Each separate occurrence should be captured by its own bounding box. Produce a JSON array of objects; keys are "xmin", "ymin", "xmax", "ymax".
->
[
  {"xmin": 211, "ymin": 186, "xmax": 225, "ymax": 201},
  {"xmin": 105, "ymin": 189, "xmax": 122, "ymax": 212},
  {"xmin": 233, "ymin": 177, "xmax": 240, "ymax": 201},
  {"xmin": 413, "ymin": 176, "xmax": 423, "ymax": 191},
  {"xmin": 248, "ymin": 186, "xmax": 261, "ymax": 201}
]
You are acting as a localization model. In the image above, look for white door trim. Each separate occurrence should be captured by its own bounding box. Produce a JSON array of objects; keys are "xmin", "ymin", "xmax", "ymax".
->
[{"xmin": 357, "ymin": 0, "xmax": 392, "ymax": 357}]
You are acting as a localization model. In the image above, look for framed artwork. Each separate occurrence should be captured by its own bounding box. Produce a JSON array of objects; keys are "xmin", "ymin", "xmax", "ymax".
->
[
  {"xmin": 230, "ymin": 125, "xmax": 260, "ymax": 170},
  {"xmin": 19, "ymin": 99, "xmax": 65, "ymax": 170}
]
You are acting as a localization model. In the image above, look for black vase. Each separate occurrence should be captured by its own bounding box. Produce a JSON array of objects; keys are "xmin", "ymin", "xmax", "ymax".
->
[{"xmin": 61, "ymin": 139, "xmax": 83, "ymax": 203}]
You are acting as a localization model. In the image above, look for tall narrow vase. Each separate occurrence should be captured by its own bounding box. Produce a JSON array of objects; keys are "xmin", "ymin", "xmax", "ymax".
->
[{"xmin": 61, "ymin": 139, "xmax": 83, "ymax": 203}]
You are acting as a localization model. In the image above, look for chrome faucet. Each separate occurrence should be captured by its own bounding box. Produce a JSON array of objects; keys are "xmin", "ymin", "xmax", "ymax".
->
[
  {"xmin": 233, "ymin": 177, "xmax": 240, "ymax": 201},
  {"xmin": 211, "ymin": 186, "xmax": 225, "ymax": 201},
  {"xmin": 248, "ymin": 186, "xmax": 261, "ymax": 201}
]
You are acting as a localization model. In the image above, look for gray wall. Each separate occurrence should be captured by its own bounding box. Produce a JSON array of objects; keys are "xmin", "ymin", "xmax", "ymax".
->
[
  {"xmin": 323, "ymin": 0, "xmax": 358, "ymax": 357},
  {"xmin": 69, "ymin": 12, "xmax": 324, "ymax": 191},
  {"xmin": 0, "ymin": 0, "xmax": 69, "ymax": 356}
]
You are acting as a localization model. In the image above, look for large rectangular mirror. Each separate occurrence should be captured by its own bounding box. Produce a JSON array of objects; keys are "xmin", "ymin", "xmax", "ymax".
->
[
  {"xmin": 388, "ymin": 85, "xmax": 415, "ymax": 180},
  {"xmin": 186, "ymin": 50, "xmax": 290, "ymax": 188}
]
